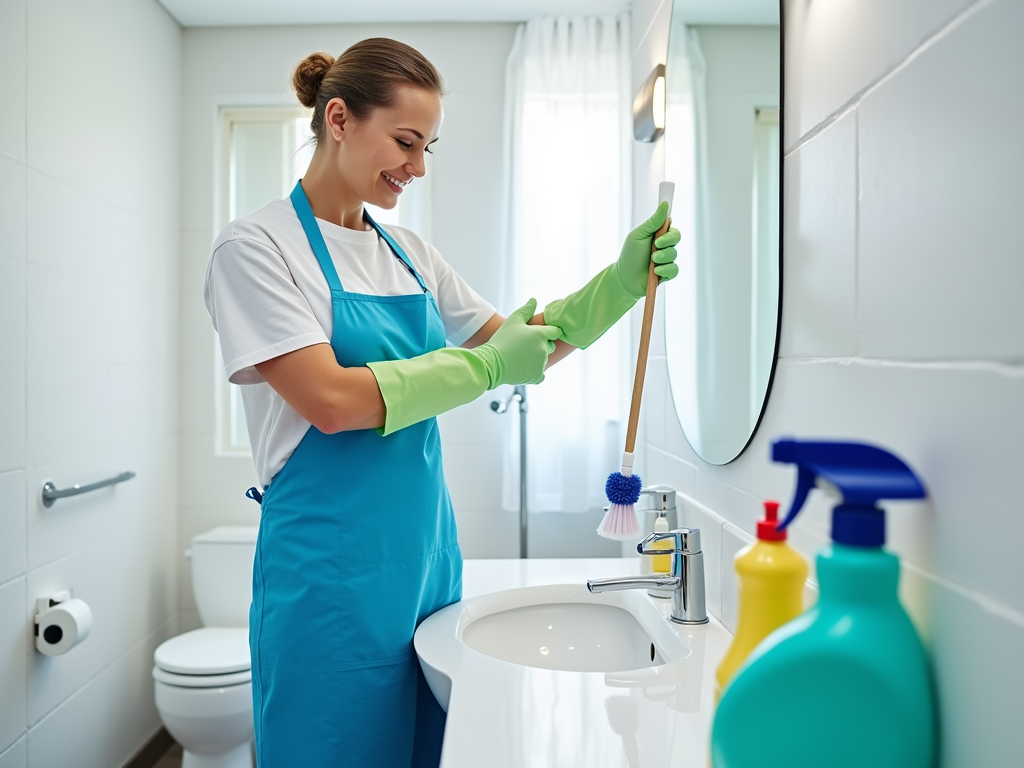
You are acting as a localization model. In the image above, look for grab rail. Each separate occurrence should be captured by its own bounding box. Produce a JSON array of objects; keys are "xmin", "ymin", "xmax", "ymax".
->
[{"xmin": 41, "ymin": 471, "xmax": 136, "ymax": 508}]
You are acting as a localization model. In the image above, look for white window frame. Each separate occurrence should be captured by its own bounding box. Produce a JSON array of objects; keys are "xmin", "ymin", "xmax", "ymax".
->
[{"xmin": 214, "ymin": 106, "xmax": 312, "ymax": 457}]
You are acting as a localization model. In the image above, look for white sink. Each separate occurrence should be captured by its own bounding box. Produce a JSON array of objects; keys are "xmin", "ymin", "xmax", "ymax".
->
[{"xmin": 416, "ymin": 583, "xmax": 691, "ymax": 710}]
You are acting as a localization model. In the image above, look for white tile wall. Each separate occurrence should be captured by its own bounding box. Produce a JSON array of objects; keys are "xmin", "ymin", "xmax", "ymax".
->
[
  {"xmin": 0, "ymin": 579, "xmax": 27, "ymax": 754},
  {"xmin": 0, "ymin": 472, "xmax": 27, "ymax": 585},
  {"xmin": 26, "ymin": 617, "xmax": 173, "ymax": 768},
  {"xmin": 783, "ymin": 0, "xmax": 978, "ymax": 149},
  {"xmin": 778, "ymin": 112, "xmax": 857, "ymax": 358},
  {"xmin": 0, "ymin": 739, "xmax": 26, "ymax": 768},
  {"xmin": 2, "ymin": 0, "xmax": 181, "ymax": 764},
  {"xmin": 632, "ymin": 0, "xmax": 1024, "ymax": 764},
  {"xmin": 0, "ymin": 0, "xmax": 27, "ymax": 160},
  {"xmin": 857, "ymin": 0, "xmax": 1024, "ymax": 361}
]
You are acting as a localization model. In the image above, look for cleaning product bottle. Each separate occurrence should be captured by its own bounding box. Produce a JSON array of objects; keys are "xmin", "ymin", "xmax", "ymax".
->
[
  {"xmin": 651, "ymin": 510, "xmax": 672, "ymax": 574},
  {"xmin": 711, "ymin": 439, "xmax": 936, "ymax": 768},
  {"xmin": 714, "ymin": 499, "xmax": 807, "ymax": 701}
]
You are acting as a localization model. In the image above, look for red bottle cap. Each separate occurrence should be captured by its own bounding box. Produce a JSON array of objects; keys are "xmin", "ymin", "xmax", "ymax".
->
[{"xmin": 757, "ymin": 500, "xmax": 787, "ymax": 541}]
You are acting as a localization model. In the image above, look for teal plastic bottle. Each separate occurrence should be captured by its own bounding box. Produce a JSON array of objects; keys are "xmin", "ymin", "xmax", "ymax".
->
[{"xmin": 711, "ymin": 439, "xmax": 936, "ymax": 768}]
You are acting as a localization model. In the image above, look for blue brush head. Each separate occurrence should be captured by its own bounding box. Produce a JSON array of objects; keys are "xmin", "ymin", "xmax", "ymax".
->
[{"xmin": 605, "ymin": 472, "xmax": 643, "ymax": 506}]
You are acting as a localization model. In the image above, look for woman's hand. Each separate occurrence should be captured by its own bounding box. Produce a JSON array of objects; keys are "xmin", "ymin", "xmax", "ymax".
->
[
  {"xmin": 616, "ymin": 201, "xmax": 681, "ymax": 298},
  {"xmin": 473, "ymin": 299, "xmax": 562, "ymax": 387}
]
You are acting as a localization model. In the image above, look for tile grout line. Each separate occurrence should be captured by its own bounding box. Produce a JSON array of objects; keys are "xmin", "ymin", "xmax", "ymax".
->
[
  {"xmin": 902, "ymin": 561, "xmax": 1024, "ymax": 631},
  {"xmin": 20, "ymin": 5, "xmax": 29, "ymax": 747},
  {"xmin": 780, "ymin": 356, "xmax": 1024, "ymax": 377},
  {"xmin": 785, "ymin": 0, "xmax": 993, "ymax": 159},
  {"xmin": 853, "ymin": 108, "xmax": 861, "ymax": 356},
  {"xmin": 633, "ymin": 0, "xmax": 668, "ymax": 63}
]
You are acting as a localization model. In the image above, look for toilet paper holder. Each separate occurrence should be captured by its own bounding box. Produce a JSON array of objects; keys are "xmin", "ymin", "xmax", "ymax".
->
[{"xmin": 34, "ymin": 590, "xmax": 93, "ymax": 656}]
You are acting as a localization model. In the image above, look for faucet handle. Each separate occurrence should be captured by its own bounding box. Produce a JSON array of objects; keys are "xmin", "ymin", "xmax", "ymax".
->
[
  {"xmin": 637, "ymin": 527, "xmax": 701, "ymax": 556},
  {"xmin": 640, "ymin": 485, "xmax": 677, "ymax": 511}
]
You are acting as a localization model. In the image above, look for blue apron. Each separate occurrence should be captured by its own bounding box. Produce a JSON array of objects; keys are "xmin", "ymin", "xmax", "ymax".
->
[{"xmin": 247, "ymin": 181, "xmax": 462, "ymax": 767}]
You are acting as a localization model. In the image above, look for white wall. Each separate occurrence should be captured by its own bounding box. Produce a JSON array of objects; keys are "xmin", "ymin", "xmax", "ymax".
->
[
  {"xmin": 177, "ymin": 23, "xmax": 527, "ymax": 626},
  {"xmin": 0, "ymin": 0, "xmax": 182, "ymax": 766},
  {"xmin": 632, "ymin": 0, "xmax": 1024, "ymax": 765}
]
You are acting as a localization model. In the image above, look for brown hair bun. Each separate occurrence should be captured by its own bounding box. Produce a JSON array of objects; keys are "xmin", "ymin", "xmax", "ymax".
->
[
  {"xmin": 293, "ymin": 39, "xmax": 445, "ymax": 141},
  {"xmin": 293, "ymin": 52, "xmax": 335, "ymax": 109}
]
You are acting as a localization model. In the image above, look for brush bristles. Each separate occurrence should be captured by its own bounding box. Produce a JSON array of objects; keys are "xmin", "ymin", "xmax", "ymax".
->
[{"xmin": 596, "ymin": 503, "xmax": 640, "ymax": 540}]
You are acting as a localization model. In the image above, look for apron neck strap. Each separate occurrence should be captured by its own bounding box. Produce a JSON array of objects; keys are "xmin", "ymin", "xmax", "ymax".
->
[
  {"xmin": 363, "ymin": 209, "xmax": 429, "ymax": 293},
  {"xmin": 290, "ymin": 180, "xmax": 344, "ymax": 292},
  {"xmin": 290, "ymin": 180, "xmax": 430, "ymax": 295}
]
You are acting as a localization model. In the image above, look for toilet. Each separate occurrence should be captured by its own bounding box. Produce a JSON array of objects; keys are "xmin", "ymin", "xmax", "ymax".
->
[{"xmin": 153, "ymin": 526, "xmax": 258, "ymax": 768}]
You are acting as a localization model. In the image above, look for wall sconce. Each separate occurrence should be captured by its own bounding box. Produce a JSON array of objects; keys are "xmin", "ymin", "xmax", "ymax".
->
[{"xmin": 633, "ymin": 64, "xmax": 666, "ymax": 143}]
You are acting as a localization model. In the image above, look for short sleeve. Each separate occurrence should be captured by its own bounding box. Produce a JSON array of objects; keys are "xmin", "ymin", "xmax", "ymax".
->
[
  {"xmin": 204, "ymin": 234, "xmax": 329, "ymax": 384},
  {"xmin": 425, "ymin": 243, "xmax": 497, "ymax": 346}
]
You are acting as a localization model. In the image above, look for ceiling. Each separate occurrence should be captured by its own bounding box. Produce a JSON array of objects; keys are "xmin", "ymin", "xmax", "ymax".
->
[
  {"xmin": 157, "ymin": 0, "xmax": 632, "ymax": 27},
  {"xmin": 156, "ymin": 0, "xmax": 777, "ymax": 28}
]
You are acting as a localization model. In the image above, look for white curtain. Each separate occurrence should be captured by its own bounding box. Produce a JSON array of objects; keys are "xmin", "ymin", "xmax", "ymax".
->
[{"xmin": 499, "ymin": 15, "xmax": 632, "ymax": 514}]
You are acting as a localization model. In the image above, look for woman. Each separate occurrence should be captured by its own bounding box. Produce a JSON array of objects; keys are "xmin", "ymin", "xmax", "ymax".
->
[{"xmin": 204, "ymin": 38, "xmax": 680, "ymax": 768}]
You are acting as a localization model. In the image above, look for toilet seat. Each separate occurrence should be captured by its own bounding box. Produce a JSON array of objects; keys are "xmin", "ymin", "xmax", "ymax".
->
[
  {"xmin": 154, "ymin": 627, "xmax": 250, "ymax": 678},
  {"xmin": 153, "ymin": 665, "xmax": 251, "ymax": 688}
]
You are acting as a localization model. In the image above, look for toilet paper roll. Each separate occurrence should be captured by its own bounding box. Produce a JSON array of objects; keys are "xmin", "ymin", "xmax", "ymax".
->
[{"xmin": 36, "ymin": 598, "xmax": 93, "ymax": 657}]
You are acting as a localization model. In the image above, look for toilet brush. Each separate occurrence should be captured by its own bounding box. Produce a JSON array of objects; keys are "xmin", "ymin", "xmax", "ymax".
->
[{"xmin": 597, "ymin": 181, "xmax": 674, "ymax": 541}]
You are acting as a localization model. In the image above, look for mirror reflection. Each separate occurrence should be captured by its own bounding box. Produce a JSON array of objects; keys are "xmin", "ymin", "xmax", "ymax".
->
[{"xmin": 662, "ymin": 0, "xmax": 781, "ymax": 465}]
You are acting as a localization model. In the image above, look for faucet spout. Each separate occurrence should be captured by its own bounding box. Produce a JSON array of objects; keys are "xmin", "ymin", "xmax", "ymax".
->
[
  {"xmin": 588, "ymin": 575, "xmax": 679, "ymax": 593},
  {"xmin": 587, "ymin": 526, "xmax": 709, "ymax": 625}
]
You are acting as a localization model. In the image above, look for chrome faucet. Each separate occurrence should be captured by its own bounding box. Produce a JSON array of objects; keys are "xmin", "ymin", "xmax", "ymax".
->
[{"xmin": 587, "ymin": 528, "xmax": 709, "ymax": 625}]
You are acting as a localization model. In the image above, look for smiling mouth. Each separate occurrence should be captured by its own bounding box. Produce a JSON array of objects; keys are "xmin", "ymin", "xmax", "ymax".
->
[{"xmin": 382, "ymin": 172, "xmax": 410, "ymax": 191}]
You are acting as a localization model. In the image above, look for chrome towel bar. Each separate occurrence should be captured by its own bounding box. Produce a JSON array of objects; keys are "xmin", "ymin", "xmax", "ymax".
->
[{"xmin": 41, "ymin": 471, "xmax": 136, "ymax": 508}]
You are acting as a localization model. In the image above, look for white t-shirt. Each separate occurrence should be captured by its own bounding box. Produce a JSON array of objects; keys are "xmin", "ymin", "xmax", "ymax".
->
[{"xmin": 204, "ymin": 198, "xmax": 496, "ymax": 487}]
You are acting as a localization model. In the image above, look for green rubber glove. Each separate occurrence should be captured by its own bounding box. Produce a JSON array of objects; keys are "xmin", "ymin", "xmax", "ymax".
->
[
  {"xmin": 367, "ymin": 298, "xmax": 560, "ymax": 436},
  {"xmin": 543, "ymin": 202, "xmax": 681, "ymax": 349}
]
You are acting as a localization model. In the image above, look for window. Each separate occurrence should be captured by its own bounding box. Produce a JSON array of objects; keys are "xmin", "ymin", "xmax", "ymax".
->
[{"xmin": 214, "ymin": 107, "xmax": 432, "ymax": 455}]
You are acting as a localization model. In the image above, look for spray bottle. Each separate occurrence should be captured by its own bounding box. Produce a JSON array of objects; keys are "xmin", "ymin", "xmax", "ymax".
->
[{"xmin": 711, "ymin": 439, "xmax": 936, "ymax": 768}]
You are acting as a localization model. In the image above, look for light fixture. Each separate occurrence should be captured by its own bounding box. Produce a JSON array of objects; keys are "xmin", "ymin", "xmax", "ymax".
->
[{"xmin": 633, "ymin": 64, "xmax": 666, "ymax": 143}]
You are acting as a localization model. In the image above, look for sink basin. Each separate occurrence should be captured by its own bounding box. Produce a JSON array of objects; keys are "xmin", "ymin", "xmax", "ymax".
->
[
  {"xmin": 461, "ymin": 601, "xmax": 663, "ymax": 673},
  {"xmin": 416, "ymin": 583, "xmax": 692, "ymax": 712}
]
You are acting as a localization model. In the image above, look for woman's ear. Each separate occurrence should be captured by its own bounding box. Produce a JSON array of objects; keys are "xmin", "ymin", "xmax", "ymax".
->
[{"xmin": 323, "ymin": 98, "xmax": 349, "ymax": 142}]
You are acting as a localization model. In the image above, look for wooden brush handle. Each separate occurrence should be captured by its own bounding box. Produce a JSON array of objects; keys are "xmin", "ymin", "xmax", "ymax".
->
[{"xmin": 624, "ymin": 217, "xmax": 671, "ymax": 454}]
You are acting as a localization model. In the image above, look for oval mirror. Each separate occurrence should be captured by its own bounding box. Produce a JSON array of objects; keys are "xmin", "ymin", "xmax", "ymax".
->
[{"xmin": 662, "ymin": 0, "xmax": 782, "ymax": 464}]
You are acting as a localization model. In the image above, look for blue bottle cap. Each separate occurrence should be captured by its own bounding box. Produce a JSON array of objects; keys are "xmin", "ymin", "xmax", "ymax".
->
[{"xmin": 771, "ymin": 439, "xmax": 926, "ymax": 547}]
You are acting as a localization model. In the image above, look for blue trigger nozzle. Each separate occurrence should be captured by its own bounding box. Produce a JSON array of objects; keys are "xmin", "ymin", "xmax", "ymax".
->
[
  {"xmin": 777, "ymin": 465, "xmax": 815, "ymax": 531},
  {"xmin": 770, "ymin": 438, "xmax": 927, "ymax": 547}
]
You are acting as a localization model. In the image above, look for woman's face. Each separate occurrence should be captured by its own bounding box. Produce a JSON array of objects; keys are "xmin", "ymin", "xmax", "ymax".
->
[{"xmin": 330, "ymin": 85, "xmax": 442, "ymax": 210}]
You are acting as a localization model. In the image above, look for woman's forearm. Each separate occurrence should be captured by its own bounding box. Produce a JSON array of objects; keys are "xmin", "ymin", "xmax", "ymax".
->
[{"xmin": 255, "ymin": 343, "xmax": 386, "ymax": 434}]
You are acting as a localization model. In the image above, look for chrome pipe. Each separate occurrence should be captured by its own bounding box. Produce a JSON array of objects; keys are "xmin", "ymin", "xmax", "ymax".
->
[{"xmin": 491, "ymin": 385, "xmax": 528, "ymax": 558}]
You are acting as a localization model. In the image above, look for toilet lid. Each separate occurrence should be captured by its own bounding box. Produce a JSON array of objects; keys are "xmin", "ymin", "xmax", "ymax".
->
[{"xmin": 154, "ymin": 627, "xmax": 250, "ymax": 675}]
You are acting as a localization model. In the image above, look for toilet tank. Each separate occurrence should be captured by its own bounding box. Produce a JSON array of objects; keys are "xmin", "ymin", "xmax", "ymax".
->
[{"xmin": 189, "ymin": 526, "xmax": 259, "ymax": 628}]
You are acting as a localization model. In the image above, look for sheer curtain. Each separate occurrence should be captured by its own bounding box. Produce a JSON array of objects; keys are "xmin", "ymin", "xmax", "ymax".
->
[{"xmin": 499, "ymin": 15, "xmax": 632, "ymax": 515}]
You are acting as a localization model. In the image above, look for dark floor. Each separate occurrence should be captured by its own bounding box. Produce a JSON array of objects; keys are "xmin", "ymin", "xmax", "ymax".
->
[{"xmin": 153, "ymin": 742, "xmax": 182, "ymax": 768}]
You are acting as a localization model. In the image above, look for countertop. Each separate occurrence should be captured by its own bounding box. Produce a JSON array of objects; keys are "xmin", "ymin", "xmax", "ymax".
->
[{"xmin": 418, "ymin": 557, "xmax": 733, "ymax": 768}]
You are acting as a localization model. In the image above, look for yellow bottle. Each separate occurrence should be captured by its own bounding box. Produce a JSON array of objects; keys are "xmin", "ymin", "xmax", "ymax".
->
[{"xmin": 714, "ymin": 500, "xmax": 808, "ymax": 701}]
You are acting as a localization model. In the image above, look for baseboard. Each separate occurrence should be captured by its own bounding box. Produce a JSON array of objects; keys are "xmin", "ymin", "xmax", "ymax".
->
[{"xmin": 123, "ymin": 727, "xmax": 176, "ymax": 768}]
